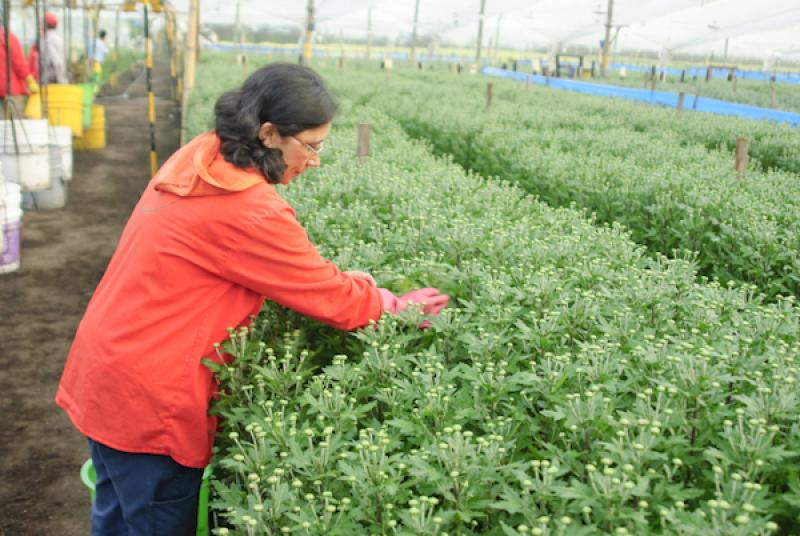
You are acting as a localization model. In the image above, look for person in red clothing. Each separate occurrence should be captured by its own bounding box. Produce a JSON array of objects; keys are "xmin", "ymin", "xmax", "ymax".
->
[
  {"xmin": 56, "ymin": 62, "xmax": 448, "ymax": 535},
  {"xmin": 0, "ymin": 25, "xmax": 39, "ymax": 117}
]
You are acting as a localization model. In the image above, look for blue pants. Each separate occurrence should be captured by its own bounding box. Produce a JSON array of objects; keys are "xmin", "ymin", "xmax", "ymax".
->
[{"xmin": 88, "ymin": 438, "xmax": 203, "ymax": 536}]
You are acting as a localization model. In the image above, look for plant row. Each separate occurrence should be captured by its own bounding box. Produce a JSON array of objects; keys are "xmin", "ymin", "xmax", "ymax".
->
[
  {"xmin": 186, "ymin": 54, "xmax": 800, "ymax": 535},
  {"xmin": 319, "ymin": 67, "xmax": 800, "ymax": 300}
]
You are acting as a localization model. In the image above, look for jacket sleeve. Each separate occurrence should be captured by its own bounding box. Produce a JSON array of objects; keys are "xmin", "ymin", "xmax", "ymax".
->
[
  {"xmin": 218, "ymin": 205, "xmax": 384, "ymax": 331},
  {"xmin": 10, "ymin": 34, "xmax": 31, "ymax": 83},
  {"xmin": 27, "ymin": 48, "xmax": 39, "ymax": 81}
]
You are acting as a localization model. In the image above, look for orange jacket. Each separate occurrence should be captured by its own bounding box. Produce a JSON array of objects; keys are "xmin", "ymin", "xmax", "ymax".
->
[{"xmin": 56, "ymin": 133, "xmax": 384, "ymax": 468}]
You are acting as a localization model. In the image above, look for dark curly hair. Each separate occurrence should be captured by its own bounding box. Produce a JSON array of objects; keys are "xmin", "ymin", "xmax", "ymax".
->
[{"xmin": 214, "ymin": 62, "xmax": 337, "ymax": 184}]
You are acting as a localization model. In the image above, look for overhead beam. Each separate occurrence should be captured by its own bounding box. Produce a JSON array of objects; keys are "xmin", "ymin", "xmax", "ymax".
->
[{"xmin": 668, "ymin": 8, "xmax": 800, "ymax": 51}]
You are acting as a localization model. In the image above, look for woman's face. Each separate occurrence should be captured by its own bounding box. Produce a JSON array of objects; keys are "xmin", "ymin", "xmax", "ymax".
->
[{"xmin": 260, "ymin": 122, "xmax": 332, "ymax": 185}]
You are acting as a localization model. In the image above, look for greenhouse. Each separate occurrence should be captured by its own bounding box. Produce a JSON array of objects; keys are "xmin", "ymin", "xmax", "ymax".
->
[{"xmin": 1, "ymin": 1, "xmax": 799, "ymax": 535}]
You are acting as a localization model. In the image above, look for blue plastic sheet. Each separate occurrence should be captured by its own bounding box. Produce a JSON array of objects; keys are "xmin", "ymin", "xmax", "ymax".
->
[
  {"xmin": 609, "ymin": 63, "xmax": 800, "ymax": 85},
  {"xmin": 482, "ymin": 66, "xmax": 800, "ymax": 127}
]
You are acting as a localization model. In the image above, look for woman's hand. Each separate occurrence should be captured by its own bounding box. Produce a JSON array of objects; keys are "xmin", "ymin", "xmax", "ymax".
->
[
  {"xmin": 344, "ymin": 270, "xmax": 377, "ymax": 287},
  {"xmin": 377, "ymin": 287, "xmax": 450, "ymax": 329}
]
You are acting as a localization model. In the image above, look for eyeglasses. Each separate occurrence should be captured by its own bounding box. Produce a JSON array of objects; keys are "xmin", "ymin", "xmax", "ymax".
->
[{"xmin": 290, "ymin": 135, "xmax": 324, "ymax": 156}]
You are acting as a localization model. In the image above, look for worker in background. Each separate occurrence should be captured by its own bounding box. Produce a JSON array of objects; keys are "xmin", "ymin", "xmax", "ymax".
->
[
  {"xmin": 0, "ymin": 26, "xmax": 39, "ymax": 118},
  {"xmin": 28, "ymin": 12, "xmax": 68, "ymax": 84},
  {"xmin": 56, "ymin": 63, "xmax": 449, "ymax": 535},
  {"xmin": 89, "ymin": 29, "xmax": 107, "ymax": 84}
]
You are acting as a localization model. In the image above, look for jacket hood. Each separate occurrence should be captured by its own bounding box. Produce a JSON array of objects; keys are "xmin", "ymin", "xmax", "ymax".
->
[{"xmin": 154, "ymin": 132, "xmax": 267, "ymax": 197}]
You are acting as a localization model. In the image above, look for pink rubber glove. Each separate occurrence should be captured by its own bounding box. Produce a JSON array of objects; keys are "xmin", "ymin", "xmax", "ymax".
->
[{"xmin": 378, "ymin": 288, "xmax": 449, "ymax": 328}]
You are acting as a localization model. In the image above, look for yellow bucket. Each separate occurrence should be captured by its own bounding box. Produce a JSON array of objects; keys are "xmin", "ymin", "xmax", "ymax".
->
[
  {"xmin": 46, "ymin": 84, "xmax": 84, "ymax": 136},
  {"xmin": 75, "ymin": 104, "xmax": 106, "ymax": 151}
]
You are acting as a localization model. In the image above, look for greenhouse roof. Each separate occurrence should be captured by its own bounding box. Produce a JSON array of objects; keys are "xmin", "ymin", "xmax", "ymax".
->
[{"xmin": 171, "ymin": 0, "xmax": 800, "ymax": 60}]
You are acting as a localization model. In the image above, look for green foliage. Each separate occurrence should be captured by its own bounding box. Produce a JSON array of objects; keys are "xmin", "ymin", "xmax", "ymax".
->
[
  {"xmin": 187, "ymin": 54, "xmax": 800, "ymax": 535},
  {"xmin": 319, "ymin": 66, "xmax": 800, "ymax": 300}
]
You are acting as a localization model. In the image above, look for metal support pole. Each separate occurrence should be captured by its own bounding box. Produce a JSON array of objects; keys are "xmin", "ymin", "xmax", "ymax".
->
[
  {"xmin": 301, "ymin": 0, "xmax": 314, "ymax": 65},
  {"xmin": 144, "ymin": 0, "xmax": 157, "ymax": 176},
  {"xmin": 82, "ymin": 0, "xmax": 90, "ymax": 81},
  {"xmin": 63, "ymin": 1, "xmax": 69, "ymax": 69},
  {"xmin": 410, "ymin": 0, "xmax": 419, "ymax": 64},
  {"xmin": 475, "ymin": 0, "xmax": 486, "ymax": 65},
  {"xmin": 37, "ymin": 0, "xmax": 50, "ymax": 120},
  {"xmin": 493, "ymin": 14, "xmax": 502, "ymax": 65},
  {"xmin": 366, "ymin": 7, "xmax": 372, "ymax": 60},
  {"xmin": 3, "ymin": 0, "xmax": 13, "ymax": 118},
  {"xmin": 111, "ymin": 7, "xmax": 120, "ymax": 87},
  {"xmin": 600, "ymin": 0, "xmax": 614, "ymax": 77},
  {"xmin": 166, "ymin": 8, "xmax": 177, "ymax": 100},
  {"xmin": 182, "ymin": 0, "xmax": 199, "ymax": 144}
]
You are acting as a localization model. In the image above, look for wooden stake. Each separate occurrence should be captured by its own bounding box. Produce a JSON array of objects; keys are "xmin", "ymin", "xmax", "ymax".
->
[
  {"xmin": 735, "ymin": 137, "xmax": 748, "ymax": 178},
  {"xmin": 677, "ymin": 91, "xmax": 685, "ymax": 112},
  {"xmin": 357, "ymin": 123, "xmax": 370, "ymax": 162},
  {"xmin": 770, "ymin": 74, "xmax": 776, "ymax": 109},
  {"xmin": 486, "ymin": 82, "xmax": 493, "ymax": 109}
]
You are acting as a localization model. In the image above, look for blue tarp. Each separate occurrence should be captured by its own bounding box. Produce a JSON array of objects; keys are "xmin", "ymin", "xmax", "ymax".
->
[
  {"xmin": 482, "ymin": 66, "xmax": 800, "ymax": 127},
  {"xmin": 609, "ymin": 63, "xmax": 800, "ymax": 85}
]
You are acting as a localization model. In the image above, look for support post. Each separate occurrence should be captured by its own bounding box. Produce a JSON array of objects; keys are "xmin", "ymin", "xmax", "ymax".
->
[
  {"xmin": 301, "ymin": 0, "xmax": 315, "ymax": 65},
  {"xmin": 410, "ymin": 0, "xmax": 419, "ymax": 64},
  {"xmin": 144, "ymin": 0, "xmax": 157, "ymax": 177},
  {"xmin": 365, "ymin": 7, "xmax": 372, "ymax": 60},
  {"xmin": 111, "ymin": 7, "xmax": 120, "ymax": 87},
  {"xmin": 600, "ymin": 0, "xmax": 614, "ymax": 77},
  {"xmin": 182, "ymin": 0, "xmax": 199, "ymax": 144},
  {"xmin": 770, "ymin": 74, "xmax": 776, "ymax": 109},
  {"xmin": 735, "ymin": 137, "xmax": 748, "ymax": 178},
  {"xmin": 357, "ymin": 123, "xmax": 370, "ymax": 162},
  {"xmin": 677, "ymin": 91, "xmax": 684, "ymax": 112},
  {"xmin": 475, "ymin": 0, "xmax": 486, "ymax": 65},
  {"xmin": 485, "ymin": 82, "xmax": 492, "ymax": 109}
]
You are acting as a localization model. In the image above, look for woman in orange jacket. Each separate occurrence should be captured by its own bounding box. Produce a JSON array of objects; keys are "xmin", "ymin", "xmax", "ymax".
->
[{"xmin": 56, "ymin": 63, "xmax": 448, "ymax": 536}]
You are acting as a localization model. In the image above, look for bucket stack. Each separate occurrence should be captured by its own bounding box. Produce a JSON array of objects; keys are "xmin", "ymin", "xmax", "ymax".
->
[
  {"xmin": 2, "ymin": 78, "xmax": 104, "ymax": 274},
  {"xmin": 0, "ymin": 178, "xmax": 22, "ymax": 274}
]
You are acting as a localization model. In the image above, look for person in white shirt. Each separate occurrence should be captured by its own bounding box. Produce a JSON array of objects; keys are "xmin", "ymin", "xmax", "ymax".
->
[
  {"xmin": 90, "ymin": 30, "xmax": 108, "ymax": 64},
  {"xmin": 40, "ymin": 12, "xmax": 68, "ymax": 83}
]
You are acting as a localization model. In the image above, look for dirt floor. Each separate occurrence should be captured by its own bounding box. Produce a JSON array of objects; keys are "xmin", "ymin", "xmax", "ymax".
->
[{"xmin": 0, "ymin": 60, "xmax": 181, "ymax": 535}]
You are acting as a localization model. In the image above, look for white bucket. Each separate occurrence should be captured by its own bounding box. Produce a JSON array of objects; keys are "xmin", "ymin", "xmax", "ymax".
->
[
  {"xmin": 0, "ymin": 181, "xmax": 23, "ymax": 274},
  {"xmin": 51, "ymin": 126, "xmax": 73, "ymax": 181},
  {"xmin": 23, "ymin": 145, "xmax": 67, "ymax": 210},
  {"xmin": 0, "ymin": 119, "xmax": 51, "ymax": 192}
]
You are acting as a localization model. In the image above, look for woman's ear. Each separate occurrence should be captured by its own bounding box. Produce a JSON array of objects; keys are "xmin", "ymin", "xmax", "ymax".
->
[{"xmin": 258, "ymin": 122, "xmax": 278, "ymax": 148}]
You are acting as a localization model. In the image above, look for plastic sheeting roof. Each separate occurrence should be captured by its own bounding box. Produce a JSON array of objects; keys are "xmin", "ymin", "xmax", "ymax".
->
[{"xmin": 170, "ymin": 0, "xmax": 800, "ymax": 60}]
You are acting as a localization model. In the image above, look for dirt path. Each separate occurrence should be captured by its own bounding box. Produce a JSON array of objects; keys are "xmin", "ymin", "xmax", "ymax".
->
[{"xmin": 0, "ymin": 59, "xmax": 181, "ymax": 536}]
